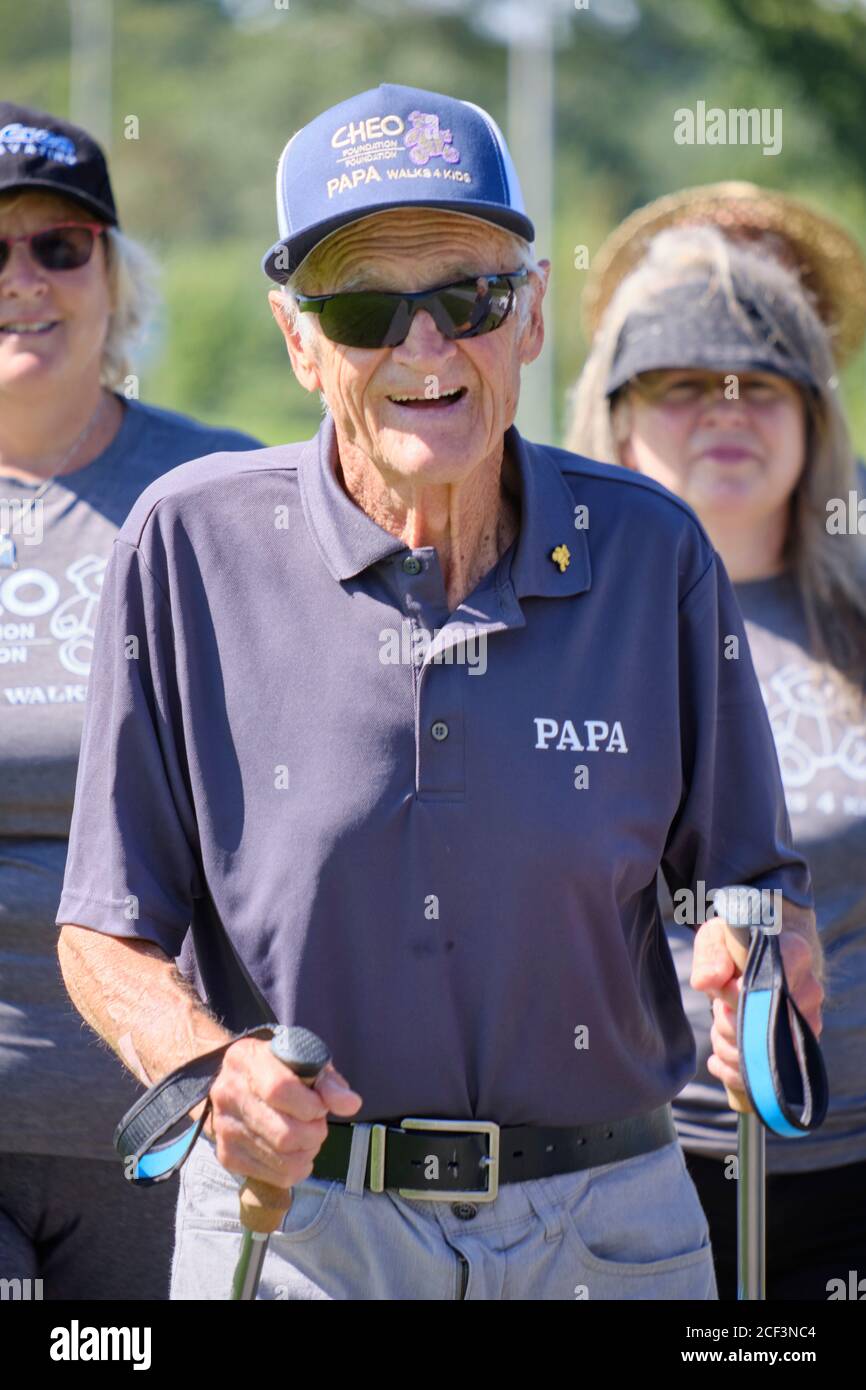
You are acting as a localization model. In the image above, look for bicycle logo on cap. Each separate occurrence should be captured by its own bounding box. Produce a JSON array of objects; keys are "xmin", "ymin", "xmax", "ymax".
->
[{"xmin": 404, "ymin": 111, "xmax": 460, "ymax": 167}]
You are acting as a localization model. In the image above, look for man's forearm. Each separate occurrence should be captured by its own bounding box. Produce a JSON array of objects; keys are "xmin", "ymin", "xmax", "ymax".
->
[
  {"xmin": 58, "ymin": 923, "xmax": 231, "ymax": 1089},
  {"xmin": 781, "ymin": 897, "xmax": 825, "ymax": 988}
]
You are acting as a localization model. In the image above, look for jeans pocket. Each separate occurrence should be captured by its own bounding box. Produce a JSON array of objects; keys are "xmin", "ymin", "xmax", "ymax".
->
[
  {"xmin": 273, "ymin": 1177, "xmax": 340, "ymax": 1243},
  {"xmin": 562, "ymin": 1140, "xmax": 716, "ymax": 1298},
  {"xmin": 182, "ymin": 1137, "xmax": 338, "ymax": 1242}
]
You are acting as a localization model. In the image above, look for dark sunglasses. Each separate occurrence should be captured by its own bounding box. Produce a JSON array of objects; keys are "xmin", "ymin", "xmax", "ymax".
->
[
  {"xmin": 294, "ymin": 269, "xmax": 529, "ymax": 348},
  {"xmin": 0, "ymin": 222, "xmax": 106, "ymax": 274}
]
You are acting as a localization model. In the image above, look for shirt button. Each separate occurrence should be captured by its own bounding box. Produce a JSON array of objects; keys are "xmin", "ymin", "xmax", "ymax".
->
[
  {"xmin": 452, "ymin": 1202, "xmax": 478, "ymax": 1220},
  {"xmin": 402, "ymin": 555, "xmax": 422, "ymax": 575},
  {"xmin": 431, "ymin": 721, "xmax": 449, "ymax": 741}
]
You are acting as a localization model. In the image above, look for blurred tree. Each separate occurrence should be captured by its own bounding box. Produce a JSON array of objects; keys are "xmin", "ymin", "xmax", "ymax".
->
[
  {"xmin": 0, "ymin": 0, "xmax": 863, "ymax": 444},
  {"xmin": 722, "ymin": 0, "xmax": 866, "ymax": 181}
]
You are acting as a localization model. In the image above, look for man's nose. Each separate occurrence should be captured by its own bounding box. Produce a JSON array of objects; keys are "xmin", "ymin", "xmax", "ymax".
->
[{"xmin": 392, "ymin": 307, "xmax": 457, "ymax": 358}]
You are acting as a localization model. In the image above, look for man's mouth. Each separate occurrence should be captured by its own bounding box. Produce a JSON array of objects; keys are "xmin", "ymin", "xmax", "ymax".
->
[
  {"xmin": 0, "ymin": 321, "xmax": 59, "ymax": 336},
  {"xmin": 386, "ymin": 386, "xmax": 467, "ymax": 410}
]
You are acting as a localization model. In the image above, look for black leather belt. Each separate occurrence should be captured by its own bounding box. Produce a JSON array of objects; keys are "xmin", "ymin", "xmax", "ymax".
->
[
  {"xmin": 312, "ymin": 1106, "xmax": 677, "ymax": 1201},
  {"xmin": 114, "ymin": 1023, "xmax": 676, "ymax": 1199}
]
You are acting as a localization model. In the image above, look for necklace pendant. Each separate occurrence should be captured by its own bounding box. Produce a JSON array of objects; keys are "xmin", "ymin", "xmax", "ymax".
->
[{"xmin": 0, "ymin": 532, "xmax": 18, "ymax": 570}]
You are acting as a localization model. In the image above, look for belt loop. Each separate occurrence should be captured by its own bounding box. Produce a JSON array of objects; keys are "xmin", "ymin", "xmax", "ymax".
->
[
  {"xmin": 524, "ymin": 1176, "xmax": 566, "ymax": 1243},
  {"xmin": 344, "ymin": 1123, "xmax": 371, "ymax": 1199}
]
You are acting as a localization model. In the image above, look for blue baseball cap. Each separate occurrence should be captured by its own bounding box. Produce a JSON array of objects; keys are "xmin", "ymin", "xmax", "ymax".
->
[{"xmin": 262, "ymin": 83, "xmax": 535, "ymax": 283}]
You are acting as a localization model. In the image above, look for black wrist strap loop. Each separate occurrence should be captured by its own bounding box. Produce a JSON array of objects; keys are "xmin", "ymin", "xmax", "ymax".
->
[
  {"xmin": 739, "ymin": 931, "xmax": 829, "ymax": 1136},
  {"xmin": 114, "ymin": 1024, "xmax": 279, "ymax": 1184}
]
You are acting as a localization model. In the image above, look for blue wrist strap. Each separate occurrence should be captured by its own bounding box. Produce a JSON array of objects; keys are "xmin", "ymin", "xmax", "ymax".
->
[
  {"xmin": 114, "ymin": 1024, "xmax": 280, "ymax": 1183},
  {"xmin": 738, "ymin": 930, "xmax": 829, "ymax": 1137}
]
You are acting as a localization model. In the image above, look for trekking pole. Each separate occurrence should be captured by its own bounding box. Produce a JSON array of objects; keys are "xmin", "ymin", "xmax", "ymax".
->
[
  {"xmin": 230, "ymin": 1026, "xmax": 331, "ymax": 1301},
  {"xmin": 715, "ymin": 886, "xmax": 765, "ymax": 1302}
]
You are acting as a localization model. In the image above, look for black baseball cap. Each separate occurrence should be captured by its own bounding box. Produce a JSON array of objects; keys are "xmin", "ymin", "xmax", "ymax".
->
[
  {"xmin": 606, "ymin": 277, "xmax": 820, "ymax": 396},
  {"xmin": 0, "ymin": 102, "xmax": 118, "ymax": 226}
]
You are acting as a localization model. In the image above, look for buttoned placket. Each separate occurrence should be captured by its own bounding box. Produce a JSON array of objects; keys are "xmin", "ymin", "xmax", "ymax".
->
[
  {"xmin": 297, "ymin": 412, "xmax": 593, "ymax": 806},
  {"xmin": 390, "ymin": 545, "xmax": 525, "ymax": 801}
]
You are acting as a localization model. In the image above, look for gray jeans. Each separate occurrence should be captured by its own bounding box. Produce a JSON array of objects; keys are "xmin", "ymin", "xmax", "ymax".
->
[{"xmin": 170, "ymin": 1124, "xmax": 718, "ymax": 1300}]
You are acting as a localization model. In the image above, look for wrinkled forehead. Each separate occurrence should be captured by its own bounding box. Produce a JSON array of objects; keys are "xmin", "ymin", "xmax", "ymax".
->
[{"xmin": 297, "ymin": 208, "xmax": 519, "ymax": 293}]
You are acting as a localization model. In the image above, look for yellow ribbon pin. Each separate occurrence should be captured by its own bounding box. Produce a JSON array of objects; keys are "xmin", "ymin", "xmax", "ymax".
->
[{"xmin": 551, "ymin": 544, "xmax": 571, "ymax": 572}]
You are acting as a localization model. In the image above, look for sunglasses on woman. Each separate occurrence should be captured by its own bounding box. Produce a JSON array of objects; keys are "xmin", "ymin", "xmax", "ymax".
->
[
  {"xmin": 294, "ymin": 269, "xmax": 529, "ymax": 348},
  {"xmin": 0, "ymin": 222, "xmax": 107, "ymax": 274}
]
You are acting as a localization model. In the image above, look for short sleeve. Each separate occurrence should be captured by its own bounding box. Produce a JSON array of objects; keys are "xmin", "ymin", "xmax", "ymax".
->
[
  {"xmin": 660, "ymin": 552, "xmax": 813, "ymax": 922},
  {"xmin": 56, "ymin": 538, "xmax": 202, "ymax": 956}
]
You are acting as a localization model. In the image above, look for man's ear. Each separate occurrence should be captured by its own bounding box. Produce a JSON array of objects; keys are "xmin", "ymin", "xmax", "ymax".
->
[
  {"xmin": 519, "ymin": 258, "xmax": 550, "ymax": 367},
  {"xmin": 268, "ymin": 289, "xmax": 322, "ymax": 394}
]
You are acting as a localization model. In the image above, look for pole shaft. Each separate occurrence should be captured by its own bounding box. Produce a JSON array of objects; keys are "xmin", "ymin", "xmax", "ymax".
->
[
  {"xmin": 737, "ymin": 1112, "xmax": 766, "ymax": 1299},
  {"xmin": 507, "ymin": 16, "xmax": 554, "ymax": 444},
  {"xmin": 230, "ymin": 1230, "xmax": 268, "ymax": 1301}
]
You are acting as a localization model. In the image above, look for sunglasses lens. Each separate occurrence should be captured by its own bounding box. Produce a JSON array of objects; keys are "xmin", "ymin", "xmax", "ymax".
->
[
  {"xmin": 435, "ymin": 282, "xmax": 485, "ymax": 335},
  {"xmin": 311, "ymin": 273, "xmax": 520, "ymax": 348},
  {"xmin": 320, "ymin": 292, "xmax": 400, "ymax": 348},
  {"xmin": 441, "ymin": 277, "xmax": 515, "ymax": 337},
  {"xmin": 31, "ymin": 226, "xmax": 96, "ymax": 271}
]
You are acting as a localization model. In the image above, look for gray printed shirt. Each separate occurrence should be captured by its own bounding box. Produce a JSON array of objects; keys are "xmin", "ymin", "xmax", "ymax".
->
[
  {"xmin": 664, "ymin": 570, "xmax": 866, "ymax": 1173},
  {"xmin": 0, "ymin": 396, "xmax": 261, "ymax": 1159},
  {"xmin": 57, "ymin": 411, "xmax": 813, "ymax": 1132}
]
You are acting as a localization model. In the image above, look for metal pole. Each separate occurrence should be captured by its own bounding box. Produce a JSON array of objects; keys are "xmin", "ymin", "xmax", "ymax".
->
[
  {"xmin": 507, "ymin": 10, "xmax": 555, "ymax": 444},
  {"xmin": 737, "ymin": 1112, "xmax": 766, "ymax": 1299},
  {"xmin": 718, "ymin": 887, "xmax": 768, "ymax": 1302},
  {"xmin": 68, "ymin": 0, "xmax": 113, "ymax": 150}
]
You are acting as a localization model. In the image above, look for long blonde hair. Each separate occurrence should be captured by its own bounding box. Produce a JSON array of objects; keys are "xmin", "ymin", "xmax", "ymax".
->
[
  {"xmin": 0, "ymin": 190, "xmax": 159, "ymax": 390},
  {"xmin": 566, "ymin": 224, "xmax": 866, "ymax": 705}
]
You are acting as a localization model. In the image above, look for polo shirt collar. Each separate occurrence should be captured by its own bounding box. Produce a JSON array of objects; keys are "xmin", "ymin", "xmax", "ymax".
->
[
  {"xmin": 299, "ymin": 410, "xmax": 591, "ymax": 600},
  {"xmin": 298, "ymin": 412, "xmax": 406, "ymax": 581}
]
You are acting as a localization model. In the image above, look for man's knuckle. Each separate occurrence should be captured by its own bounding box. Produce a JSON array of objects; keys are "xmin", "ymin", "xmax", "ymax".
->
[{"xmin": 293, "ymin": 1155, "xmax": 316, "ymax": 1183}]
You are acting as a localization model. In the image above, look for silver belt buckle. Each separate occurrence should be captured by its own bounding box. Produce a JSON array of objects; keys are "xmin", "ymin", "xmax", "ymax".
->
[{"xmin": 368, "ymin": 1117, "xmax": 500, "ymax": 1202}]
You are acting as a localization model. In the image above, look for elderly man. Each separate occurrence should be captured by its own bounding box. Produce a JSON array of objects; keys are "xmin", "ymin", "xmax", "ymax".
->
[{"xmin": 55, "ymin": 84, "xmax": 823, "ymax": 1301}]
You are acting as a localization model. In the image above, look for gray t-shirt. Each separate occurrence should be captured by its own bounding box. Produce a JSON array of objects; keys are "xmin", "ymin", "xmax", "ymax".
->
[
  {"xmin": 0, "ymin": 396, "xmax": 261, "ymax": 1159},
  {"xmin": 664, "ymin": 570, "xmax": 866, "ymax": 1173}
]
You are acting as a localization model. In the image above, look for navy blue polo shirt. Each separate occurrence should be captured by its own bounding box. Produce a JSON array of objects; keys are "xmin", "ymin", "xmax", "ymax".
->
[{"xmin": 57, "ymin": 412, "xmax": 812, "ymax": 1126}]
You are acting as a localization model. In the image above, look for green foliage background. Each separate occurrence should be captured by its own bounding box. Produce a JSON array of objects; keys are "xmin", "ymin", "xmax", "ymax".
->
[{"xmin": 2, "ymin": 0, "xmax": 865, "ymax": 449}]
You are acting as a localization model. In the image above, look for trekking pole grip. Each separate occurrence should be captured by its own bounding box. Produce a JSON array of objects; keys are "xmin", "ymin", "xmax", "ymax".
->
[
  {"xmin": 722, "ymin": 922, "xmax": 753, "ymax": 1114},
  {"xmin": 238, "ymin": 1027, "xmax": 331, "ymax": 1235},
  {"xmin": 713, "ymin": 885, "xmax": 763, "ymax": 1117}
]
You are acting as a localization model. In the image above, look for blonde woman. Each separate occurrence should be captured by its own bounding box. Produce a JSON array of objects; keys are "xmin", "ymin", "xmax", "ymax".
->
[
  {"xmin": 567, "ymin": 201, "xmax": 866, "ymax": 1300},
  {"xmin": 0, "ymin": 103, "xmax": 261, "ymax": 1299}
]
